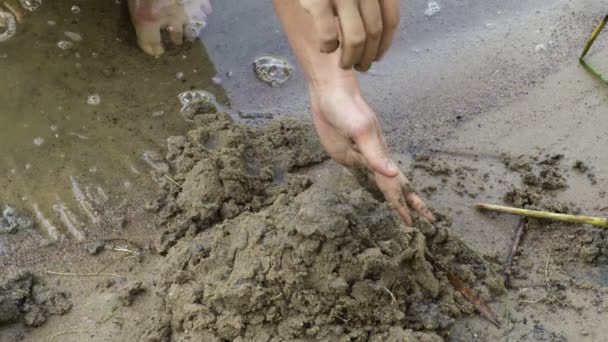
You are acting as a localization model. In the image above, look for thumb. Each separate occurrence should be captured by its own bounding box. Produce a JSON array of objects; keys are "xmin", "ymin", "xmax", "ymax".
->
[{"xmin": 353, "ymin": 126, "xmax": 399, "ymax": 177}]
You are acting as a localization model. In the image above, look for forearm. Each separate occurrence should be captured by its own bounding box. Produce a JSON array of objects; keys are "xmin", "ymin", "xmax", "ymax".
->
[{"xmin": 272, "ymin": 0, "xmax": 356, "ymax": 89}]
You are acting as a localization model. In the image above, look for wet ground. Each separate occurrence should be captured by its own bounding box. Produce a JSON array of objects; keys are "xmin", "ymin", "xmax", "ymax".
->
[{"xmin": 1, "ymin": 0, "xmax": 608, "ymax": 341}]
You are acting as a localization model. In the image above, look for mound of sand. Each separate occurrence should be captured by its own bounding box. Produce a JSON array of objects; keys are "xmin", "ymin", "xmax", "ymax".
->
[{"xmin": 138, "ymin": 113, "xmax": 503, "ymax": 341}]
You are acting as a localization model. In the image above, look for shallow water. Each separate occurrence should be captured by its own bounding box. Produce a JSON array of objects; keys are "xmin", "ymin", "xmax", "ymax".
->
[{"xmin": 0, "ymin": 0, "xmax": 225, "ymax": 243}]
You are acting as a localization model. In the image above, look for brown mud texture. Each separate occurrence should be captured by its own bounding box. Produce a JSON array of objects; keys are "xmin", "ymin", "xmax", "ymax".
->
[
  {"xmin": 0, "ymin": 270, "xmax": 71, "ymax": 327},
  {"xmin": 136, "ymin": 112, "xmax": 503, "ymax": 341}
]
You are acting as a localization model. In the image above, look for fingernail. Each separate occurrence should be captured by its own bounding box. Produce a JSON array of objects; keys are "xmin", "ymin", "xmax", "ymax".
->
[{"xmin": 386, "ymin": 160, "xmax": 398, "ymax": 174}]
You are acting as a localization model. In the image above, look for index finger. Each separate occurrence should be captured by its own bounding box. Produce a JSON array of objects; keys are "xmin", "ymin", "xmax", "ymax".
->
[
  {"xmin": 402, "ymin": 183, "xmax": 435, "ymax": 222},
  {"xmin": 375, "ymin": 0, "xmax": 400, "ymax": 61}
]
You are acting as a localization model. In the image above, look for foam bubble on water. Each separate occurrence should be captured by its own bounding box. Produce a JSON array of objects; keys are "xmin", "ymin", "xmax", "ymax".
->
[
  {"xmin": 424, "ymin": 1, "xmax": 441, "ymax": 17},
  {"xmin": 71, "ymin": 5, "xmax": 80, "ymax": 14},
  {"xmin": 211, "ymin": 75, "xmax": 223, "ymax": 85},
  {"xmin": 57, "ymin": 40, "xmax": 74, "ymax": 50},
  {"xmin": 19, "ymin": 0, "xmax": 42, "ymax": 12},
  {"xmin": 87, "ymin": 94, "xmax": 101, "ymax": 105},
  {"xmin": 64, "ymin": 31, "xmax": 82, "ymax": 42},
  {"xmin": 0, "ymin": 11, "xmax": 17, "ymax": 43},
  {"xmin": 33, "ymin": 137, "xmax": 45, "ymax": 146}
]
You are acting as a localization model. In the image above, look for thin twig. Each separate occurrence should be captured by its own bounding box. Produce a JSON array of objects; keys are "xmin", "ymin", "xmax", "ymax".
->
[
  {"xmin": 46, "ymin": 271, "xmax": 122, "ymax": 278},
  {"xmin": 383, "ymin": 287, "xmax": 397, "ymax": 306},
  {"xmin": 164, "ymin": 175, "xmax": 182, "ymax": 188},
  {"xmin": 425, "ymin": 249, "xmax": 501, "ymax": 327},
  {"xmin": 519, "ymin": 295, "xmax": 547, "ymax": 304},
  {"xmin": 501, "ymin": 218, "xmax": 527, "ymax": 286},
  {"xmin": 48, "ymin": 308, "xmax": 120, "ymax": 341},
  {"xmin": 544, "ymin": 249, "xmax": 552, "ymax": 288}
]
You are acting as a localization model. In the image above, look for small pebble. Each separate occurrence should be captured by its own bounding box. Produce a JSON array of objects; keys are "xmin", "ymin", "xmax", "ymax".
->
[{"xmin": 85, "ymin": 240, "xmax": 106, "ymax": 255}]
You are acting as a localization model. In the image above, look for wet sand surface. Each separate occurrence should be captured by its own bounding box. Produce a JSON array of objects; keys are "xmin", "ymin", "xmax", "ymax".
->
[{"xmin": 1, "ymin": 0, "xmax": 608, "ymax": 341}]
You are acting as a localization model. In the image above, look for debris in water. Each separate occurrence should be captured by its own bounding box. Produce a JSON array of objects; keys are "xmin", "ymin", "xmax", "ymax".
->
[
  {"xmin": 0, "ymin": 10, "xmax": 17, "ymax": 43},
  {"xmin": 253, "ymin": 55, "xmax": 293, "ymax": 87},
  {"xmin": 238, "ymin": 111, "xmax": 273, "ymax": 119},
  {"xmin": 64, "ymin": 31, "xmax": 82, "ymax": 42},
  {"xmin": 211, "ymin": 74, "xmax": 222, "ymax": 84},
  {"xmin": 86, "ymin": 94, "xmax": 101, "ymax": 105},
  {"xmin": 177, "ymin": 90, "xmax": 217, "ymax": 121},
  {"xmin": 33, "ymin": 137, "xmax": 44, "ymax": 146},
  {"xmin": 1, "ymin": 205, "xmax": 33, "ymax": 234},
  {"xmin": 424, "ymin": 1, "xmax": 441, "ymax": 17},
  {"xmin": 56, "ymin": 40, "xmax": 73, "ymax": 50},
  {"xmin": 19, "ymin": 0, "xmax": 42, "ymax": 12},
  {"xmin": 184, "ymin": 20, "xmax": 206, "ymax": 40}
]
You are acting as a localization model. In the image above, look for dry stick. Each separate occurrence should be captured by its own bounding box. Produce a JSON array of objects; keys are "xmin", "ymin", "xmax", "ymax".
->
[
  {"xmin": 46, "ymin": 271, "xmax": 122, "ymax": 278},
  {"xmin": 48, "ymin": 308, "xmax": 121, "ymax": 341},
  {"xmin": 424, "ymin": 249, "xmax": 501, "ymax": 328},
  {"xmin": 475, "ymin": 203, "xmax": 608, "ymax": 227},
  {"xmin": 501, "ymin": 218, "xmax": 527, "ymax": 286},
  {"xmin": 579, "ymin": 14, "xmax": 608, "ymax": 82}
]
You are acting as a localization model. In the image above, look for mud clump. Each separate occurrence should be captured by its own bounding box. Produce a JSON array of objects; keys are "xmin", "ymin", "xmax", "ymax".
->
[
  {"xmin": 1, "ymin": 205, "xmax": 33, "ymax": 235},
  {"xmin": 578, "ymin": 231, "xmax": 608, "ymax": 264},
  {"xmin": 0, "ymin": 270, "xmax": 71, "ymax": 327},
  {"xmin": 145, "ymin": 113, "xmax": 502, "ymax": 341},
  {"xmin": 413, "ymin": 154, "xmax": 453, "ymax": 176},
  {"xmin": 158, "ymin": 188, "xmax": 501, "ymax": 341},
  {"xmin": 152, "ymin": 112, "xmax": 327, "ymax": 254}
]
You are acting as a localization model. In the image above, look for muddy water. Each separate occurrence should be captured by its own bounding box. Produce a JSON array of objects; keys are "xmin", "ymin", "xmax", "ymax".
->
[{"xmin": 0, "ymin": 1, "xmax": 225, "ymax": 247}]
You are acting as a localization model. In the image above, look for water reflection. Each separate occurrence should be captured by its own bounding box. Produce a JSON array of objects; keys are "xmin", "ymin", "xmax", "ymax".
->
[{"xmin": 0, "ymin": 0, "xmax": 225, "ymax": 247}]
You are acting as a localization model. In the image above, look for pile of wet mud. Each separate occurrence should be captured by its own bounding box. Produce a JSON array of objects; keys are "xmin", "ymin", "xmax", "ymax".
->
[
  {"xmin": 138, "ymin": 113, "xmax": 503, "ymax": 341},
  {"xmin": 0, "ymin": 270, "xmax": 71, "ymax": 327}
]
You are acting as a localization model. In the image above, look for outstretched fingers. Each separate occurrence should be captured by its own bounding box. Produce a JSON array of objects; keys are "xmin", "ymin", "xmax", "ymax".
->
[{"xmin": 402, "ymin": 182, "xmax": 435, "ymax": 222}]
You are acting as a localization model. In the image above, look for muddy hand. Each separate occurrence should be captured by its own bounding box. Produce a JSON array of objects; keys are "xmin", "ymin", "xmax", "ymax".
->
[
  {"xmin": 298, "ymin": 0, "xmax": 400, "ymax": 71},
  {"xmin": 128, "ymin": 0, "xmax": 212, "ymax": 56},
  {"xmin": 2, "ymin": 0, "xmax": 26, "ymax": 23},
  {"xmin": 309, "ymin": 77, "xmax": 434, "ymax": 226}
]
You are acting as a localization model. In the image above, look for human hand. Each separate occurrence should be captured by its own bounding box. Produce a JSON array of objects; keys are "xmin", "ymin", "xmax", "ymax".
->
[
  {"xmin": 309, "ymin": 78, "xmax": 434, "ymax": 226},
  {"xmin": 298, "ymin": 0, "xmax": 400, "ymax": 71}
]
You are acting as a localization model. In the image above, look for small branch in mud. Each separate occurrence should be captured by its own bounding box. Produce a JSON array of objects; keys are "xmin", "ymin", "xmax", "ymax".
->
[
  {"xmin": 46, "ymin": 271, "xmax": 122, "ymax": 278},
  {"xmin": 383, "ymin": 287, "xmax": 397, "ymax": 306},
  {"xmin": 164, "ymin": 175, "xmax": 182, "ymax": 188},
  {"xmin": 501, "ymin": 218, "xmax": 527, "ymax": 286},
  {"xmin": 48, "ymin": 307, "xmax": 121, "ymax": 341},
  {"xmin": 544, "ymin": 248, "xmax": 552, "ymax": 288},
  {"xmin": 424, "ymin": 249, "xmax": 501, "ymax": 328}
]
